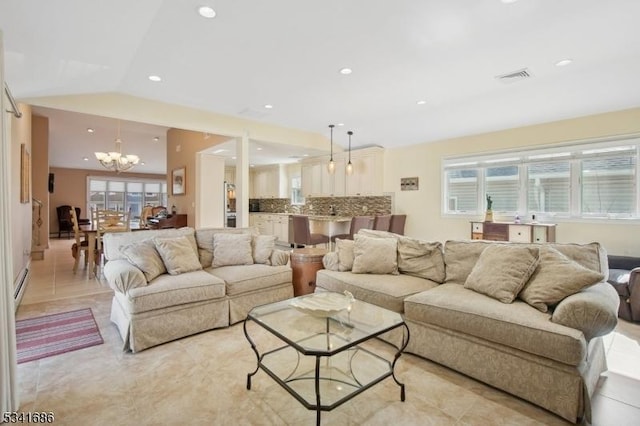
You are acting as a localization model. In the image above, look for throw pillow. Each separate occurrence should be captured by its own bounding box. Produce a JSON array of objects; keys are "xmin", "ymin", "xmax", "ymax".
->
[
  {"xmin": 154, "ymin": 236, "xmax": 203, "ymax": 275},
  {"xmin": 397, "ymin": 237, "xmax": 445, "ymax": 283},
  {"xmin": 252, "ymin": 235, "xmax": 277, "ymax": 265},
  {"xmin": 336, "ymin": 238, "xmax": 355, "ymax": 272},
  {"xmin": 464, "ymin": 245, "xmax": 539, "ymax": 304},
  {"xmin": 519, "ymin": 246, "xmax": 605, "ymax": 312},
  {"xmin": 270, "ymin": 249, "xmax": 290, "ymax": 266},
  {"xmin": 322, "ymin": 252, "xmax": 340, "ymax": 271},
  {"xmin": 121, "ymin": 239, "xmax": 166, "ymax": 282},
  {"xmin": 352, "ymin": 234, "xmax": 399, "ymax": 275},
  {"xmin": 212, "ymin": 233, "xmax": 254, "ymax": 267}
]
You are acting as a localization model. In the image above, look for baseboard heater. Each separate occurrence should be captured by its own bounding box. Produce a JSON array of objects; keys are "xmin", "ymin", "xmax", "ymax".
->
[{"xmin": 13, "ymin": 267, "xmax": 30, "ymax": 312}]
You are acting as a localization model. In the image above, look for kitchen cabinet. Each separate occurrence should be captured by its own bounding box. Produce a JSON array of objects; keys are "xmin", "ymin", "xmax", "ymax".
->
[
  {"xmin": 470, "ymin": 222, "xmax": 556, "ymax": 243},
  {"xmin": 224, "ymin": 167, "xmax": 235, "ymax": 185},
  {"xmin": 250, "ymin": 213, "xmax": 289, "ymax": 244},
  {"xmin": 301, "ymin": 146, "xmax": 383, "ymax": 197},
  {"xmin": 251, "ymin": 165, "xmax": 279, "ymax": 198},
  {"xmin": 345, "ymin": 148, "xmax": 384, "ymax": 196}
]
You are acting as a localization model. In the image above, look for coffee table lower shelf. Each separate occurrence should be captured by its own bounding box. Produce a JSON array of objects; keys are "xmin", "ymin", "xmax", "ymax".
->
[{"xmin": 245, "ymin": 328, "xmax": 407, "ymax": 425}]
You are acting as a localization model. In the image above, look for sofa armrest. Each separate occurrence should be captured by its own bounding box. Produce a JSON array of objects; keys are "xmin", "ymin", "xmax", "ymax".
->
[
  {"xmin": 552, "ymin": 282, "xmax": 619, "ymax": 341},
  {"xmin": 103, "ymin": 259, "xmax": 147, "ymax": 294},
  {"xmin": 629, "ymin": 267, "xmax": 640, "ymax": 321},
  {"xmin": 270, "ymin": 249, "xmax": 290, "ymax": 266}
]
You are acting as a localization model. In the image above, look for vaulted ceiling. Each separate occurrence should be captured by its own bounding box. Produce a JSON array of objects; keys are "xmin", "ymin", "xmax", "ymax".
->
[{"xmin": 2, "ymin": 0, "xmax": 640, "ymax": 173}]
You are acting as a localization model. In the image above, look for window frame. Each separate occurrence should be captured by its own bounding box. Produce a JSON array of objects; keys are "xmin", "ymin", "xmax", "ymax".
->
[{"xmin": 87, "ymin": 176, "xmax": 168, "ymax": 221}]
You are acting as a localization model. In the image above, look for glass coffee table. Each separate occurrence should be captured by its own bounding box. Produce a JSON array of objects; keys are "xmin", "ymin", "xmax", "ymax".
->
[{"xmin": 243, "ymin": 292, "xmax": 409, "ymax": 425}]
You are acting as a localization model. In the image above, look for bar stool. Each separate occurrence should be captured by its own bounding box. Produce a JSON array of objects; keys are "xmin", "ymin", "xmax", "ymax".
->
[
  {"xmin": 331, "ymin": 216, "xmax": 374, "ymax": 241},
  {"xmin": 292, "ymin": 215, "xmax": 329, "ymax": 248},
  {"xmin": 389, "ymin": 214, "xmax": 407, "ymax": 235},
  {"xmin": 373, "ymin": 215, "xmax": 391, "ymax": 231}
]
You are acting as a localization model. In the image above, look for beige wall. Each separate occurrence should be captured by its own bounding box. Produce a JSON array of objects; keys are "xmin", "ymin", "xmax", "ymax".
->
[
  {"xmin": 48, "ymin": 167, "xmax": 166, "ymax": 235},
  {"xmin": 31, "ymin": 115, "xmax": 49, "ymax": 250},
  {"xmin": 166, "ymin": 128, "xmax": 229, "ymax": 228},
  {"xmin": 384, "ymin": 107, "xmax": 640, "ymax": 255}
]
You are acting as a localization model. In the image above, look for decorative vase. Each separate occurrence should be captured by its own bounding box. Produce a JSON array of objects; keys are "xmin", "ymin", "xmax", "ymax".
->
[{"xmin": 485, "ymin": 210, "xmax": 493, "ymax": 222}]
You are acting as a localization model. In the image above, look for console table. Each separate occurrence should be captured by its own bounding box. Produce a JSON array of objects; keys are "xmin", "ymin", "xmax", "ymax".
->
[
  {"xmin": 147, "ymin": 214, "xmax": 187, "ymax": 229},
  {"xmin": 470, "ymin": 221, "xmax": 556, "ymax": 243}
]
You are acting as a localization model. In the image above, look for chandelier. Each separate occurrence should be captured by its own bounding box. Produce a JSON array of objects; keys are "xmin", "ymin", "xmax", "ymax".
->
[{"xmin": 94, "ymin": 121, "xmax": 140, "ymax": 173}]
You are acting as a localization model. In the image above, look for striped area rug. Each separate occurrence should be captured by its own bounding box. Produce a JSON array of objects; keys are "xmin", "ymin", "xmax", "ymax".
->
[{"xmin": 16, "ymin": 308, "xmax": 104, "ymax": 364}]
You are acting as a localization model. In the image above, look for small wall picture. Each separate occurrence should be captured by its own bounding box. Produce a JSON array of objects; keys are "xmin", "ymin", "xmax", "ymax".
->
[{"xmin": 172, "ymin": 166, "xmax": 186, "ymax": 195}]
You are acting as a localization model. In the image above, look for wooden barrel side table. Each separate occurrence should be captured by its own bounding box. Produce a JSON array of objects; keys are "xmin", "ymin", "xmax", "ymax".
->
[{"xmin": 290, "ymin": 248, "xmax": 327, "ymax": 296}]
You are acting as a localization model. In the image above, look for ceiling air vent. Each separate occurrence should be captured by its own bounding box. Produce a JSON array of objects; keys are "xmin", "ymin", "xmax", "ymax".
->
[{"xmin": 495, "ymin": 68, "xmax": 533, "ymax": 84}]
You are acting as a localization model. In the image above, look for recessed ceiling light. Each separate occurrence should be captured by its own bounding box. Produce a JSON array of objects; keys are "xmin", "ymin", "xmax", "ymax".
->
[
  {"xmin": 417, "ymin": 100, "xmax": 427, "ymax": 105},
  {"xmin": 264, "ymin": 104, "xmax": 273, "ymax": 109},
  {"xmin": 250, "ymin": 164, "xmax": 255, "ymax": 167},
  {"xmin": 148, "ymin": 75, "xmax": 162, "ymax": 82},
  {"xmin": 232, "ymin": 156, "xmax": 237, "ymax": 160},
  {"xmin": 501, "ymin": 0, "xmax": 519, "ymax": 4},
  {"xmin": 339, "ymin": 68, "xmax": 353, "ymax": 75},
  {"xmin": 198, "ymin": 6, "xmax": 216, "ymax": 18},
  {"xmin": 256, "ymin": 147, "xmax": 263, "ymax": 151},
  {"xmin": 140, "ymin": 162, "xmax": 146, "ymax": 166},
  {"xmin": 303, "ymin": 154, "xmax": 309, "ymax": 157},
  {"xmin": 87, "ymin": 128, "xmax": 94, "ymax": 133},
  {"xmin": 337, "ymin": 123, "xmax": 345, "ymax": 127},
  {"xmin": 153, "ymin": 136, "xmax": 159, "ymax": 142},
  {"xmin": 555, "ymin": 59, "xmax": 573, "ymax": 67},
  {"xmin": 82, "ymin": 157, "xmax": 89, "ymax": 161},
  {"xmin": 213, "ymin": 148, "xmax": 227, "ymax": 154}
]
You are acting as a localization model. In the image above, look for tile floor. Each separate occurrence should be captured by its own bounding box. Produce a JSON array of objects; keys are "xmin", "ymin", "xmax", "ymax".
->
[{"xmin": 14, "ymin": 238, "xmax": 640, "ymax": 425}]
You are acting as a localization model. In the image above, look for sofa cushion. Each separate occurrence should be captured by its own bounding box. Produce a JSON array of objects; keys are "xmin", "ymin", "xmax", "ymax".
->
[
  {"xmin": 103, "ymin": 227, "xmax": 197, "ymax": 261},
  {"xmin": 404, "ymin": 284, "xmax": 587, "ymax": 366},
  {"xmin": 252, "ymin": 235, "xmax": 276, "ymax": 265},
  {"xmin": 316, "ymin": 269, "xmax": 438, "ymax": 313},
  {"xmin": 464, "ymin": 245, "xmax": 539, "ymax": 303},
  {"xmin": 195, "ymin": 227, "xmax": 257, "ymax": 268},
  {"xmin": 121, "ymin": 239, "xmax": 166, "ymax": 282},
  {"xmin": 154, "ymin": 236, "xmax": 203, "ymax": 275},
  {"xmin": 397, "ymin": 238, "xmax": 445, "ymax": 283},
  {"xmin": 444, "ymin": 240, "xmax": 495, "ymax": 285},
  {"xmin": 208, "ymin": 264, "xmax": 291, "ymax": 296},
  {"xmin": 212, "ymin": 233, "xmax": 254, "ymax": 267},
  {"xmin": 352, "ymin": 234, "xmax": 399, "ymax": 275},
  {"xmin": 124, "ymin": 270, "xmax": 226, "ymax": 314},
  {"xmin": 270, "ymin": 249, "xmax": 290, "ymax": 267},
  {"xmin": 323, "ymin": 251, "xmax": 340, "ymax": 271},
  {"xmin": 519, "ymin": 246, "xmax": 605, "ymax": 312},
  {"xmin": 358, "ymin": 229, "xmax": 445, "ymax": 283},
  {"xmin": 336, "ymin": 238, "xmax": 355, "ymax": 272}
]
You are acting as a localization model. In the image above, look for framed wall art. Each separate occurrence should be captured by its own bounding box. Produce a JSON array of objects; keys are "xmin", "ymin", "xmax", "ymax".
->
[
  {"xmin": 172, "ymin": 166, "xmax": 186, "ymax": 195},
  {"xmin": 20, "ymin": 144, "xmax": 31, "ymax": 203}
]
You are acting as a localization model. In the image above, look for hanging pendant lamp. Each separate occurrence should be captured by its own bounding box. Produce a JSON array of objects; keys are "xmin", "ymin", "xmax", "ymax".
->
[
  {"xmin": 346, "ymin": 131, "xmax": 354, "ymax": 175},
  {"xmin": 327, "ymin": 124, "xmax": 335, "ymax": 174}
]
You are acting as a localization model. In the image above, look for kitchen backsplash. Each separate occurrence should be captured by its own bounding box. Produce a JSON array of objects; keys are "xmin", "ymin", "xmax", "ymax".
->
[{"xmin": 254, "ymin": 196, "xmax": 392, "ymax": 216}]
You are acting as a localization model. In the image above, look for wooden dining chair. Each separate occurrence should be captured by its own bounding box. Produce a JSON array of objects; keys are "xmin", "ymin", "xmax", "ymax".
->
[
  {"xmin": 69, "ymin": 207, "xmax": 91, "ymax": 273},
  {"xmin": 94, "ymin": 209, "xmax": 131, "ymax": 274}
]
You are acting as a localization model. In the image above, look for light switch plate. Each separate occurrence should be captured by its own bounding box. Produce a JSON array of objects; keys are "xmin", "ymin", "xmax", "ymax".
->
[{"xmin": 400, "ymin": 177, "xmax": 419, "ymax": 191}]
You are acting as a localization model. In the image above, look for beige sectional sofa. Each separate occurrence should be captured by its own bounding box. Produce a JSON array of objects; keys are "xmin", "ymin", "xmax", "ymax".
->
[
  {"xmin": 102, "ymin": 227, "xmax": 293, "ymax": 352},
  {"xmin": 317, "ymin": 229, "xmax": 619, "ymax": 423}
]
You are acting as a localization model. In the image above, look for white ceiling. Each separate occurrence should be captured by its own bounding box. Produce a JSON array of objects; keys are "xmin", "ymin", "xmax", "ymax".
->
[{"xmin": 2, "ymin": 0, "xmax": 640, "ymax": 173}]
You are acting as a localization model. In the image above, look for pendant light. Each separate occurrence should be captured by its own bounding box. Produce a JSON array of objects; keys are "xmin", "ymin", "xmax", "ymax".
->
[
  {"xmin": 346, "ymin": 131, "xmax": 354, "ymax": 175},
  {"xmin": 327, "ymin": 124, "xmax": 335, "ymax": 174}
]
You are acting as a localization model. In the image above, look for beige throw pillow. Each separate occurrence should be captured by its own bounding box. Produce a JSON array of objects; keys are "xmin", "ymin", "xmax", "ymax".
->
[
  {"xmin": 464, "ymin": 245, "xmax": 539, "ymax": 303},
  {"xmin": 519, "ymin": 246, "xmax": 605, "ymax": 312},
  {"xmin": 121, "ymin": 239, "xmax": 166, "ymax": 282},
  {"xmin": 252, "ymin": 235, "xmax": 276, "ymax": 265},
  {"xmin": 154, "ymin": 236, "xmax": 203, "ymax": 275},
  {"xmin": 352, "ymin": 234, "xmax": 399, "ymax": 275},
  {"xmin": 270, "ymin": 249, "xmax": 290, "ymax": 266},
  {"xmin": 397, "ymin": 237, "xmax": 445, "ymax": 283},
  {"xmin": 212, "ymin": 233, "xmax": 254, "ymax": 267},
  {"xmin": 336, "ymin": 238, "xmax": 355, "ymax": 272},
  {"xmin": 322, "ymin": 251, "xmax": 340, "ymax": 271}
]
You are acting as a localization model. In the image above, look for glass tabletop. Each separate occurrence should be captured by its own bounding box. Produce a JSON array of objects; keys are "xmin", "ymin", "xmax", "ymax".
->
[{"xmin": 247, "ymin": 292, "xmax": 404, "ymax": 356}]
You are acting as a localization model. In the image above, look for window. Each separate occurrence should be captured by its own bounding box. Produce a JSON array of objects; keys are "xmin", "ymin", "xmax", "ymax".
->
[
  {"xmin": 291, "ymin": 175, "xmax": 304, "ymax": 205},
  {"xmin": 87, "ymin": 177, "xmax": 168, "ymax": 220},
  {"xmin": 442, "ymin": 137, "xmax": 640, "ymax": 220}
]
